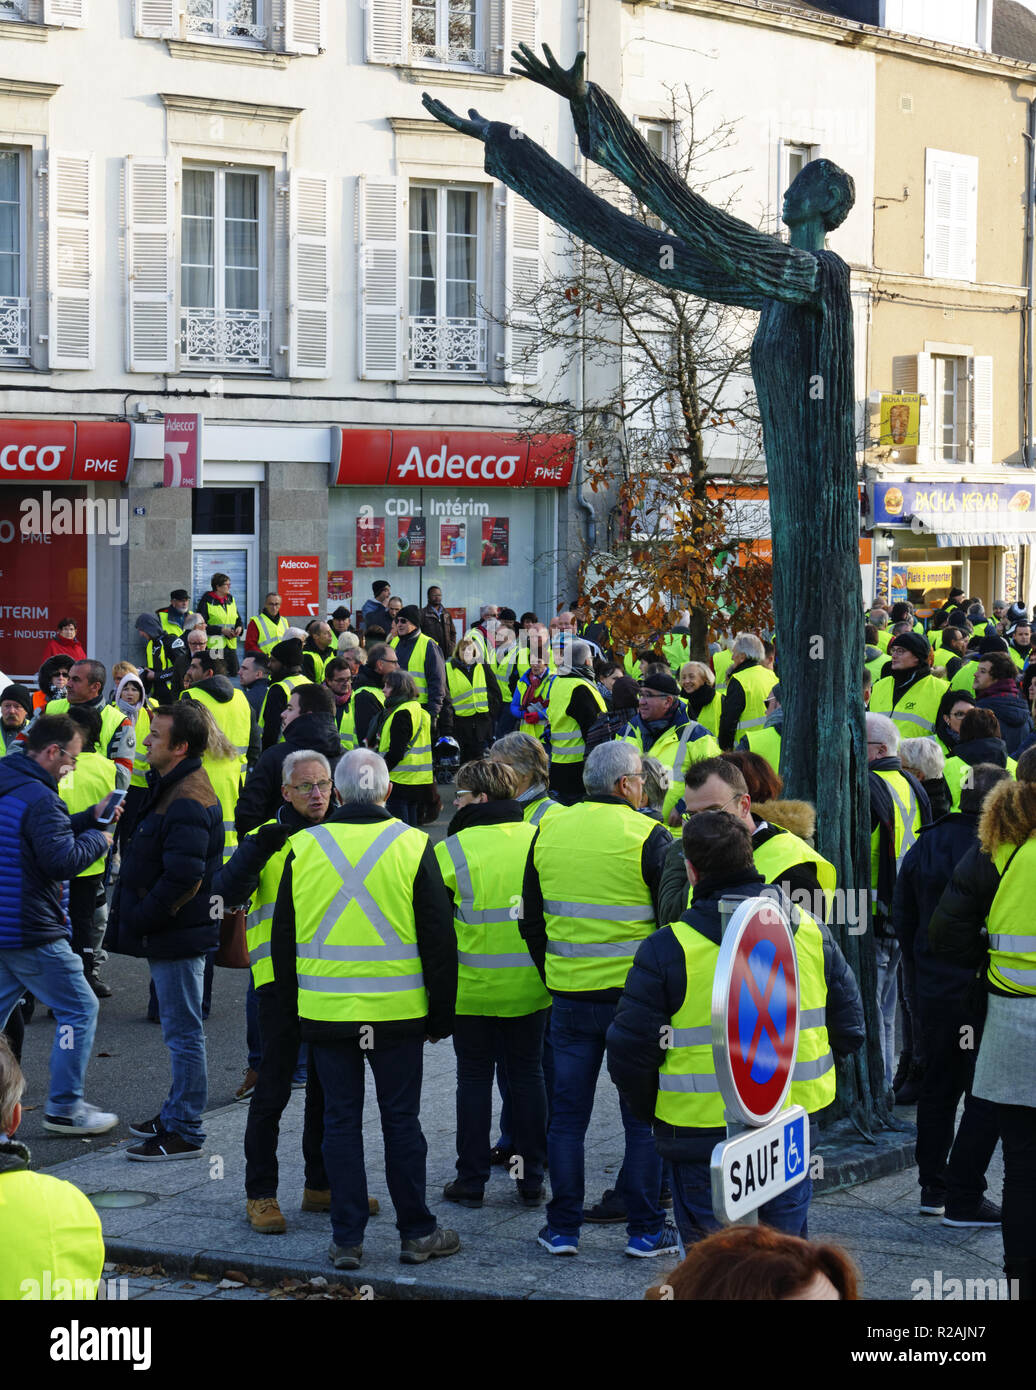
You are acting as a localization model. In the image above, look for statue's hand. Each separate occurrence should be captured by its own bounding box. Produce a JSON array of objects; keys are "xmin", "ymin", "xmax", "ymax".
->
[
  {"xmin": 510, "ymin": 44, "xmax": 587, "ymax": 104},
  {"xmin": 421, "ymin": 94, "xmax": 490, "ymax": 142}
]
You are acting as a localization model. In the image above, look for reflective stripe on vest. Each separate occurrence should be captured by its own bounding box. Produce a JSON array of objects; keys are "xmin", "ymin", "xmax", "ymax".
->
[
  {"xmin": 436, "ymin": 823, "xmax": 549, "ymax": 1016},
  {"xmin": 390, "ymin": 632, "xmax": 434, "ymax": 703},
  {"xmin": 243, "ymin": 816, "xmax": 291, "ymax": 988},
  {"xmin": 258, "ymin": 675, "xmax": 312, "ymax": 736},
  {"xmin": 130, "ymin": 706, "xmax": 152, "ymax": 788},
  {"xmin": 535, "ymin": 800, "xmax": 656, "ymax": 992},
  {"xmin": 58, "ymin": 752, "xmax": 116, "ymax": 877},
  {"xmin": 378, "ymin": 700, "xmax": 433, "ymax": 783},
  {"xmin": 730, "ymin": 665, "xmax": 779, "ymax": 738},
  {"xmin": 250, "ymin": 612, "xmax": 289, "ymax": 656},
  {"xmin": 293, "ymin": 820, "xmax": 428, "ymax": 1020},
  {"xmin": 526, "ymin": 796, "xmax": 562, "ymax": 826},
  {"xmin": 336, "ymin": 701, "xmax": 358, "ymax": 752},
  {"xmin": 987, "ymin": 839, "xmax": 1036, "ymax": 995},
  {"xmin": 546, "ymin": 676, "xmax": 606, "ymax": 764},
  {"xmin": 447, "ymin": 662, "xmax": 490, "ymax": 716},
  {"xmin": 789, "ymin": 911, "xmax": 834, "ymax": 1113}
]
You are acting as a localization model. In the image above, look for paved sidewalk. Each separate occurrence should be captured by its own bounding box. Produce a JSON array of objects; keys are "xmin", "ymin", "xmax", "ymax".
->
[{"xmin": 43, "ymin": 1043, "xmax": 1009, "ymax": 1301}]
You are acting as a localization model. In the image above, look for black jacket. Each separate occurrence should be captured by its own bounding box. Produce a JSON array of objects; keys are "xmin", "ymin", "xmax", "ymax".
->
[
  {"xmin": 606, "ymin": 873, "xmax": 865, "ymax": 1160},
  {"xmin": 869, "ymin": 756, "xmax": 932, "ymax": 936},
  {"xmin": 260, "ymin": 666, "xmax": 305, "ymax": 752},
  {"xmin": 892, "ymin": 812, "xmax": 989, "ymax": 1006},
  {"xmin": 518, "ymin": 794, "xmax": 673, "ymax": 1003},
  {"xmin": 393, "ymin": 631, "xmax": 446, "ymax": 721},
  {"xmin": 270, "ymin": 802, "xmax": 457, "ymax": 1041},
  {"xmin": 926, "ymin": 841, "xmax": 1005, "ymax": 988},
  {"xmin": 421, "ymin": 603, "xmax": 455, "ymax": 659},
  {"xmin": 107, "ymin": 758, "xmax": 224, "ymax": 960},
  {"xmin": 235, "ymin": 712, "xmax": 343, "ymax": 835},
  {"xmin": 213, "ymin": 801, "xmax": 323, "ymax": 911},
  {"xmin": 976, "ymin": 687, "xmax": 1032, "ymax": 756},
  {"xmin": 719, "ymin": 657, "xmax": 766, "ymax": 750}
]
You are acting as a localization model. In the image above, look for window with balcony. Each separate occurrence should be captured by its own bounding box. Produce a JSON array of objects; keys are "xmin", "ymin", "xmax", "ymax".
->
[
  {"xmin": 184, "ymin": 0, "xmax": 266, "ymax": 45},
  {"xmin": 0, "ymin": 1, "xmax": 28, "ymax": 20},
  {"xmin": 180, "ymin": 166, "xmax": 269, "ymax": 371},
  {"xmin": 0, "ymin": 150, "xmax": 29, "ymax": 363},
  {"xmin": 408, "ymin": 184, "xmax": 484, "ymax": 376},
  {"xmin": 410, "ymin": 0, "xmax": 480, "ymax": 66}
]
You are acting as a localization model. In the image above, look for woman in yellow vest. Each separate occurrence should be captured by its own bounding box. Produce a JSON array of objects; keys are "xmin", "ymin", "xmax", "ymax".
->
[
  {"xmin": 489, "ymin": 730, "xmax": 565, "ymax": 826},
  {"xmin": 869, "ymin": 633, "xmax": 948, "ymax": 740},
  {"xmin": 371, "ymin": 670, "xmax": 435, "ymax": 827},
  {"xmin": 678, "ymin": 662, "xmax": 721, "ymax": 740},
  {"xmin": 435, "ymin": 759, "xmax": 550, "ymax": 1208},
  {"xmin": 440, "ymin": 637, "xmax": 503, "ymax": 765}
]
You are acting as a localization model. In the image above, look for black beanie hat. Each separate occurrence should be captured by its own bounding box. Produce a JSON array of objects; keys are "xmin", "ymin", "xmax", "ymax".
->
[
  {"xmin": 271, "ymin": 637, "xmax": 303, "ymax": 668},
  {"xmin": 399, "ymin": 604, "xmax": 421, "ymax": 628},
  {"xmin": 0, "ymin": 683, "xmax": 33, "ymax": 718},
  {"xmin": 889, "ymin": 632, "xmax": 930, "ymax": 662}
]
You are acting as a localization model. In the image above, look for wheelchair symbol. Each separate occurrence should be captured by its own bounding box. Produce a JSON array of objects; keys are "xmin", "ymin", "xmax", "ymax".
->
[{"xmin": 786, "ymin": 1123, "xmax": 803, "ymax": 1176}]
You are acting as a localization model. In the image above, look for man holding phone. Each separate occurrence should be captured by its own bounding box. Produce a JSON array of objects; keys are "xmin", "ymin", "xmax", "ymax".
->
[{"xmin": 0, "ymin": 714, "xmax": 121, "ymax": 1136}]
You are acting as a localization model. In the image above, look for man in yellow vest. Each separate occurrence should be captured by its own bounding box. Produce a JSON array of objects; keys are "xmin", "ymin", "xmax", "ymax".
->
[
  {"xmin": 606, "ymin": 811, "xmax": 863, "ymax": 1247},
  {"xmin": 302, "ymin": 622, "xmax": 337, "ymax": 685},
  {"xmin": 260, "ymin": 637, "xmax": 311, "ymax": 752},
  {"xmin": 870, "ymin": 632, "xmax": 948, "ymax": 740},
  {"xmin": 182, "ymin": 650, "xmax": 259, "ymax": 768},
  {"xmin": 0, "ymin": 1037, "xmax": 106, "ymax": 1300},
  {"xmin": 718, "ymin": 632, "xmax": 779, "ymax": 750},
  {"xmin": 270, "ymin": 748, "xmax": 460, "ymax": 1271},
  {"xmin": 390, "ymin": 605, "xmax": 446, "ymax": 732},
  {"xmin": 867, "ymin": 712, "xmax": 932, "ymax": 1090},
  {"xmin": 519, "ymin": 741, "xmax": 678, "ymax": 1258},
  {"xmin": 661, "ymin": 612, "xmax": 692, "ymax": 675},
  {"xmin": 869, "ymin": 607, "xmax": 893, "ymax": 653},
  {"xmin": 738, "ymin": 683, "xmax": 783, "ymax": 775},
  {"xmin": 44, "ymin": 660, "xmax": 135, "ymax": 790},
  {"xmin": 545, "ymin": 639, "xmax": 607, "ymax": 805},
  {"xmin": 436, "ymin": 758, "xmax": 550, "ymax": 1208},
  {"xmin": 618, "ymin": 672, "xmax": 721, "ymax": 823},
  {"xmin": 59, "ymin": 706, "xmax": 116, "ymax": 1000},
  {"xmin": 213, "ymin": 749, "xmax": 341, "ymax": 1234},
  {"xmin": 245, "ymin": 592, "xmax": 289, "ymax": 658}
]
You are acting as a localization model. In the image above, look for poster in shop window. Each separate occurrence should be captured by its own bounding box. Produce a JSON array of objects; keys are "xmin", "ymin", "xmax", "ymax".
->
[
  {"xmin": 327, "ymin": 570, "xmax": 352, "ymax": 604},
  {"xmin": 356, "ymin": 516, "xmax": 385, "ymax": 568},
  {"xmin": 439, "ymin": 520, "xmax": 467, "ymax": 566},
  {"xmin": 447, "ymin": 607, "xmax": 467, "ymax": 647},
  {"xmin": 481, "ymin": 517, "xmax": 509, "ymax": 567},
  {"xmin": 397, "ymin": 515, "xmax": 427, "ymax": 567}
]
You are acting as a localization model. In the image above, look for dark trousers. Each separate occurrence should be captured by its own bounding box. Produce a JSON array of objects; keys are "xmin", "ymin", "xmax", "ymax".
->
[
  {"xmin": 386, "ymin": 791, "xmax": 418, "ymax": 826},
  {"xmin": 997, "ymin": 1103, "xmax": 1036, "ymax": 1266},
  {"xmin": 669, "ymin": 1159, "xmax": 811, "ymax": 1247},
  {"xmin": 454, "ymin": 716, "xmax": 491, "ymax": 765},
  {"xmin": 496, "ymin": 1010, "xmax": 554, "ymax": 1149},
  {"xmin": 915, "ymin": 1002, "xmax": 999, "ymax": 1205},
  {"xmin": 313, "ymin": 1033, "xmax": 434, "ymax": 1246},
  {"xmin": 548, "ymin": 761, "xmax": 586, "ymax": 806},
  {"xmin": 68, "ymin": 877, "xmax": 101, "ymax": 968},
  {"xmin": 244, "ymin": 985, "xmax": 327, "ymax": 1199},
  {"xmin": 454, "ymin": 1011, "xmax": 547, "ymax": 1191}
]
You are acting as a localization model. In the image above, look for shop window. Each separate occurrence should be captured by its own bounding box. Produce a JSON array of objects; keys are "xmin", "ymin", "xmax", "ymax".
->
[
  {"xmin": 180, "ymin": 166, "xmax": 269, "ymax": 372},
  {"xmin": 0, "ymin": 149, "xmax": 29, "ymax": 363},
  {"xmin": 408, "ymin": 183, "xmax": 485, "ymax": 376}
]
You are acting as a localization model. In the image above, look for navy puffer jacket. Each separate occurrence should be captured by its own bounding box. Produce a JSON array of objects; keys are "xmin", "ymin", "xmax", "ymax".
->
[
  {"xmin": 107, "ymin": 757, "xmax": 224, "ymax": 960},
  {"xmin": 0, "ymin": 754, "xmax": 110, "ymax": 948}
]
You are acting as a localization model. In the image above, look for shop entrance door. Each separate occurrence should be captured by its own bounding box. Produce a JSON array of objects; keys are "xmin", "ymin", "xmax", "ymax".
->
[{"xmin": 191, "ymin": 486, "xmax": 258, "ymax": 666}]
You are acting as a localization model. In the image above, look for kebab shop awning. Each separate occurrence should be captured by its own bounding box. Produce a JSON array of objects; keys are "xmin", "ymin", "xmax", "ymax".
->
[{"xmin": 871, "ymin": 478, "xmax": 1036, "ymax": 547}]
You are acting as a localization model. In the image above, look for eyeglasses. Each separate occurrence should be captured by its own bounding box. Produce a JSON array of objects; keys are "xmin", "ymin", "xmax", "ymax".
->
[
  {"xmin": 455, "ymin": 788, "xmax": 475, "ymax": 801},
  {"xmin": 291, "ymin": 779, "xmax": 332, "ymax": 795},
  {"xmin": 55, "ymin": 744, "xmax": 79, "ymax": 764},
  {"xmin": 686, "ymin": 791, "xmax": 742, "ymax": 815}
]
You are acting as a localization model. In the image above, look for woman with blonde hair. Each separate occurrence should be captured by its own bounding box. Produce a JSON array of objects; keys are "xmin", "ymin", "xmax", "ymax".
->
[{"xmin": 678, "ymin": 661, "xmax": 720, "ymax": 739}]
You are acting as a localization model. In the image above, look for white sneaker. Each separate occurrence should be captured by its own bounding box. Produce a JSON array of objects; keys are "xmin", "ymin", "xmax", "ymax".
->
[{"xmin": 43, "ymin": 1103, "xmax": 119, "ymax": 1136}]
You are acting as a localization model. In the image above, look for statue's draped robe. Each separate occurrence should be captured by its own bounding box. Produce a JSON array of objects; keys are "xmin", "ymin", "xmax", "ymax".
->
[{"xmin": 481, "ymin": 85, "xmax": 877, "ymax": 1115}]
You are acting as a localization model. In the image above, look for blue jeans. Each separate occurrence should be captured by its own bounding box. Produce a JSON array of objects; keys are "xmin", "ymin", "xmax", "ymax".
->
[
  {"xmin": 149, "ymin": 955, "xmax": 207, "ymax": 1145},
  {"xmin": 0, "ymin": 939, "xmax": 98, "ymax": 1115},
  {"xmin": 875, "ymin": 938, "xmax": 902, "ymax": 1088},
  {"xmin": 546, "ymin": 997, "xmax": 663, "ymax": 1239},
  {"xmin": 313, "ymin": 1033, "xmax": 435, "ymax": 1246},
  {"xmin": 668, "ymin": 1159, "xmax": 812, "ymax": 1247}
]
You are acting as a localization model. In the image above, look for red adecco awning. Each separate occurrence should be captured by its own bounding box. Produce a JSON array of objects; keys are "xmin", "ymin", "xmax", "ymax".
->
[
  {"xmin": 330, "ymin": 428, "xmax": 574, "ymax": 488},
  {"xmin": 0, "ymin": 420, "xmax": 133, "ymax": 483}
]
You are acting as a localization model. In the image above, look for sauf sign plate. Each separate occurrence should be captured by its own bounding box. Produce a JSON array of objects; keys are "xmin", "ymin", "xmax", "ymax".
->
[{"xmin": 710, "ymin": 1105, "xmax": 810, "ymax": 1224}]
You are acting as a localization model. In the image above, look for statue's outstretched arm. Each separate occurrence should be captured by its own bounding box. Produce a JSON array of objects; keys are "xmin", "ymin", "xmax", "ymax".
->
[
  {"xmin": 421, "ymin": 97, "xmax": 766, "ymax": 310},
  {"xmin": 510, "ymin": 46, "xmax": 818, "ymax": 307}
]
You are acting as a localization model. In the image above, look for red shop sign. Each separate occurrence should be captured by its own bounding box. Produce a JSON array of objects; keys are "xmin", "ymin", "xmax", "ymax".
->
[
  {"xmin": 0, "ymin": 420, "xmax": 132, "ymax": 483},
  {"xmin": 329, "ymin": 429, "xmax": 573, "ymax": 489}
]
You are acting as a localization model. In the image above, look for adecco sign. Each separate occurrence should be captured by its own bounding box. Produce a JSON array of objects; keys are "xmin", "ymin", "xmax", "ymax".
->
[
  {"xmin": 329, "ymin": 429, "xmax": 574, "ymax": 489},
  {"xmin": 0, "ymin": 420, "xmax": 133, "ymax": 483}
]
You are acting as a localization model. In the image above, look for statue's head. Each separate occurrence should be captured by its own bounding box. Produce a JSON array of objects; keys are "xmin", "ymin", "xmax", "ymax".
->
[{"xmin": 783, "ymin": 159, "xmax": 855, "ymax": 233}]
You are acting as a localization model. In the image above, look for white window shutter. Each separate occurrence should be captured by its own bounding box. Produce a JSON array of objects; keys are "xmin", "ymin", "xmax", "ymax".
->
[
  {"xmin": 289, "ymin": 171, "xmax": 331, "ymax": 377},
  {"xmin": 284, "ymin": 0, "xmax": 323, "ymax": 54},
  {"xmin": 508, "ymin": 0, "xmax": 538, "ymax": 53},
  {"xmin": 487, "ymin": 0, "xmax": 506, "ymax": 75},
  {"xmin": 135, "ymin": 0, "xmax": 177, "ymax": 36},
  {"xmin": 970, "ymin": 355, "xmax": 994, "ymax": 464},
  {"xmin": 47, "ymin": 152, "xmax": 93, "ymax": 370},
  {"xmin": 924, "ymin": 148, "xmax": 977, "ymax": 281},
  {"xmin": 491, "ymin": 185, "xmax": 508, "ymax": 379},
  {"xmin": 358, "ymin": 174, "xmax": 403, "ymax": 381},
  {"xmin": 366, "ymin": 0, "xmax": 406, "ymax": 63},
  {"xmin": 504, "ymin": 189, "xmax": 541, "ymax": 384},
  {"xmin": 915, "ymin": 351, "xmax": 934, "ymax": 463},
  {"xmin": 43, "ymin": 0, "xmax": 86, "ymax": 24},
  {"xmin": 126, "ymin": 157, "xmax": 174, "ymax": 373}
]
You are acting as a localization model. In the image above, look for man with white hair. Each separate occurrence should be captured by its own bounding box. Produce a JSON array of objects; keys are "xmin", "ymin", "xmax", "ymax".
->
[
  {"xmin": 519, "ymin": 740, "xmax": 676, "ymax": 1259},
  {"xmin": 867, "ymin": 712, "xmax": 932, "ymax": 1090},
  {"xmin": 463, "ymin": 605, "xmax": 499, "ymax": 664},
  {"xmin": 212, "ymin": 750, "xmax": 337, "ymax": 1233},
  {"xmin": 270, "ymin": 748, "xmax": 459, "ymax": 1271},
  {"xmin": 545, "ymin": 638, "xmax": 607, "ymax": 804},
  {"xmin": 718, "ymin": 632, "xmax": 778, "ymax": 750},
  {"xmin": 869, "ymin": 607, "xmax": 892, "ymax": 653}
]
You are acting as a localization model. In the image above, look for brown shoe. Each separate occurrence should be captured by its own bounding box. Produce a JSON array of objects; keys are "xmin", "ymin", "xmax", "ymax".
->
[
  {"xmin": 247, "ymin": 1197, "xmax": 286, "ymax": 1233},
  {"xmin": 235, "ymin": 1069, "xmax": 259, "ymax": 1102},
  {"xmin": 302, "ymin": 1188, "xmax": 379, "ymax": 1216}
]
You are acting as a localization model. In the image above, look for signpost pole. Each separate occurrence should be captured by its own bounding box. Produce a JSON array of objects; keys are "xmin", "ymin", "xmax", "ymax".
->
[{"xmin": 718, "ymin": 899, "xmax": 758, "ymax": 1227}]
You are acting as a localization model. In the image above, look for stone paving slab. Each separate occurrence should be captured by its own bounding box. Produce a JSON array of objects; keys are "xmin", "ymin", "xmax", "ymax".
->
[{"xmin": 44, "ymin": 1043, "xmax": 1009, "ymax": 1302}]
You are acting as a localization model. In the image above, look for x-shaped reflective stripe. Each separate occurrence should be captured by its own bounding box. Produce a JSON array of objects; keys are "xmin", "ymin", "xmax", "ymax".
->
[
  {"xmin": 884, "ymin": 780, "xmax": 919, "ymax": 868},
  {"xmin": 301, "ymin": 821, "xmax": 415, "ymax": 959}
]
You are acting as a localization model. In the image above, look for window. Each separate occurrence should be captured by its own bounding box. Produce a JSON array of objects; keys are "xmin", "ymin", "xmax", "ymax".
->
[
  {"xmin": 640, "ymin": 122, "xmax": 671, "ymax": 166},
  {"xmin": 924, "ymin": 149, "xmax": 978, "ymax": 281},
  {"xmin": 184, "ymin": 0, "xmax": 267, "ymax": 45},
  {"xmin": 0, "ymin": 149, "xmax": 29, "ymax": 362},
  {"xmin": 410, "ymin": 0, "xmax": 481, "ymax": 67},
  {"xmin": 0, "ymin": 1, "xmax": 29, "ymax": 19},
  {"xmin": 408, "ymin": 184, "xmax": 485, "ymax": 376},
  {"xmin": 180, "ymin": 166, "xmax": 269, "ymax": 371},
  {"xmin": 933, "ymin": 354, "xmax": 968, "ymax": 462}
]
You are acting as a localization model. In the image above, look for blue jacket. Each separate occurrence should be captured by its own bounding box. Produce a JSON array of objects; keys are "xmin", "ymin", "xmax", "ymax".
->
[
  {"xmin": 0, "ymin": 755, "xmax": 110, "ymax": 949},
  {"xmin": 976, "ymin": 688, "xmax": 1032, "ymax": 756},
  {"xmin": 107, "ymin": 757, "xmax": 224, "ymax": 960},
  {"xmin": 606, "ymin": 873, "xmax": 865, "ymax": 1161}
]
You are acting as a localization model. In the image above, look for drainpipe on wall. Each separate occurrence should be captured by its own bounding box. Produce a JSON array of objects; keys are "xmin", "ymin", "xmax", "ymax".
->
[{"xmin": 1025, "ymin": 99, "xmax": 1035, "ymax": 469}]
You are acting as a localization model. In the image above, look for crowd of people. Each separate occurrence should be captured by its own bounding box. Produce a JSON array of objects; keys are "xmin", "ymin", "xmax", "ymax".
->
[{"xmin": 0, "ymin": 577, "xmax": 1033, "ymax": 1300}]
